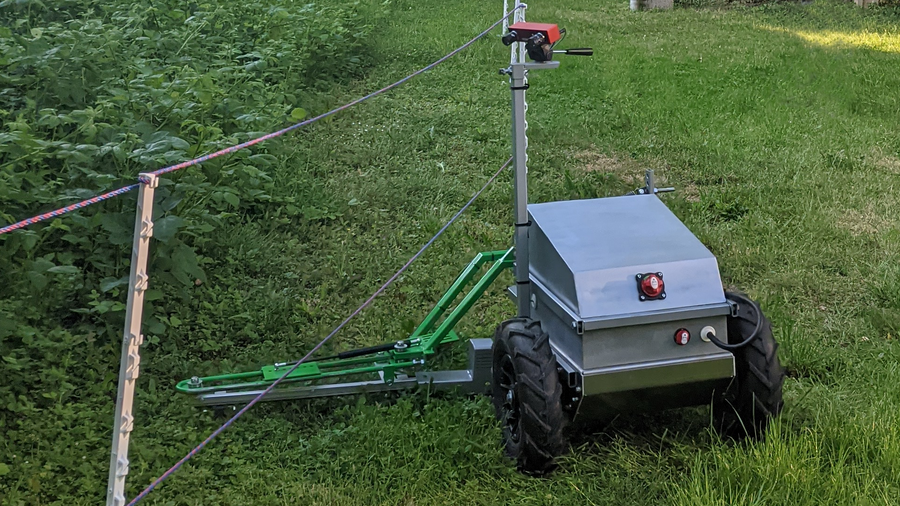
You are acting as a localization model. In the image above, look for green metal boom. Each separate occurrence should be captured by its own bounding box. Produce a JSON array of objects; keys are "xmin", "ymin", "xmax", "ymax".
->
[{"xmin": 176, "ymin": 248, "xmax": 514, "ymax": 396}]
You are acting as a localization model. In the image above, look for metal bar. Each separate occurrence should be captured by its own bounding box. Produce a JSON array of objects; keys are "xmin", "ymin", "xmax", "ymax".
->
[
  {"xmin": 177, "ymin": 348, "xmax": 418, "ymax": 394},
  {"xmin": 179, "ymin": 360, "xmax": 419, "ymax": 394},
  {"xmin": 197, "ymin": 376, "xmax": 419, "ymax": 405},
  {"xmin": 420, "ymin": 248, "xmax": 515, "ymax": 351},
  {"xmin": 292, "ymin": 361, "xmax": 418, "ymax": 381},
  {"xmin": 645, "ymin": 169, "xmax": 656, "ymax": 195},
  {"xmin": 410, "ymin": 250, "xmax": 508, "ymax": 340},
  {"xmin": 176, "ymin": 350, "xmax": 418, "ymax": 394},
  {"xmin": 287, "ymin": 353, "xmax": 398, "ymax": 371},
  {"xmin": 410, "ymin": 252, "xmax": 489, "ymax": 339},
  {"xmin": 190, "ymin": 370, "xmax": 263, "ymax": 383},
  {"xmin": 107, "ymin": 173, "xmax": 157, "ymax": 506},
  {"xmin": 510, "ymin": 63, "xmax": 531, "ymax": 318},
  {"xmin": 316, "ymin": 355, "xmax": 396, "ymax": 368},
  {"xmin": 507, "ymin": 62, "xmax": 558, "ymax": 318}
]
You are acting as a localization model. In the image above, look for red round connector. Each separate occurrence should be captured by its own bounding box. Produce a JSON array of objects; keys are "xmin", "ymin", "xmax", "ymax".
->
[{"xmin": 674, "ymin": 328, "xmax": 690, "ymax": 345}]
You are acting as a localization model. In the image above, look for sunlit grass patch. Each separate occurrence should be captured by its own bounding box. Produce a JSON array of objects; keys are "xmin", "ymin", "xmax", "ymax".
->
[{"xmin": 759, "ymin": 25, "xmax": 900, "ymax": 53}]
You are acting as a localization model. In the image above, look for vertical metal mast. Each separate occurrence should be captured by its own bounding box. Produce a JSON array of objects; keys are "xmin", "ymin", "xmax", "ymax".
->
[
  {"xmin": 107, "ymin": 173, "xmax": 157, "ymax": 506},
  {"xmin": 504, "ymin": 56, "xmax": 557, "ymax": 318},
  {"xmin": 504, "ymin": 1, "xmax": 530, "ymax": 318},
  {"xmin": 509, "ymin": 64, "xmax": 531, "ymax": 318}
]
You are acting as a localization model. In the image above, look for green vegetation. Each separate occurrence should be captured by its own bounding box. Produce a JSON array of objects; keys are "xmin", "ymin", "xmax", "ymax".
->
[{"xmin": 2, "ymin": 0, "xmax": 900, "ymax": 503}]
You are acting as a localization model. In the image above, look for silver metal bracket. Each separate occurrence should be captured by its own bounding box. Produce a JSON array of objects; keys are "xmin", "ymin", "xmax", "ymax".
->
[
  {"xmin": 728, "ymin": 299, "xmax": 739, "ymax": 317},
  {"xmin": 551, "ymin": 344, "xmax": 584, "ymax": 416},
  {"xmin": 633, "ymin": 169, "xmax": 675, "ymax": 195}
]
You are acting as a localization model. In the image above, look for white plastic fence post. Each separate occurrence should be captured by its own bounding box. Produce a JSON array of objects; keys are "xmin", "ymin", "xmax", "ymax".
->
[
  {"xmin": 514, "ymin": 5, "xmax": 526, "ymax": 63},
  {"xmin": 504, "ymin": 1, "xmax": 527, "ymax": 64},
  {"xmin": 106, "ymin": 173, "xmax": 158, "ymax": 506},
  {"xmin": 503, "ymin": 0, "xmax": 509, "ymax": 35}
]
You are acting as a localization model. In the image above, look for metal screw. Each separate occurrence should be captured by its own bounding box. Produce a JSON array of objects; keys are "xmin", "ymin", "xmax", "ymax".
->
[
  {"xmin": 575, "ymin": 386, "xmax": 582, "ymax": 393},
  {"xmin": 571, "ymin": 397, "xmax": 580, "ymax": 403},
  {"xmin": 661, "ymin": 293, "xmax": 666, "ymax": 299},
  {"xmin": 639, "ymin": 295, "xmax": 646, "ymax": 301}
]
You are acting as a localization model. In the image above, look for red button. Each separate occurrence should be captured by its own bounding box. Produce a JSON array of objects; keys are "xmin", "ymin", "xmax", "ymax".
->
[
  {"xmin": 640, "ymin": 274, "xmax": 664, "ymax": 298},
  {"xmin": 674, "ymin": 328, "xmax": 690, "ymax": 345}
]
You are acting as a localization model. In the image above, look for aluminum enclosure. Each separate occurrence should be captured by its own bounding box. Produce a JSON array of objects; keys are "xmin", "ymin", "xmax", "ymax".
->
[{"xmin": 519, "ymin": 195, "xmax": 736, "ymax": 418}]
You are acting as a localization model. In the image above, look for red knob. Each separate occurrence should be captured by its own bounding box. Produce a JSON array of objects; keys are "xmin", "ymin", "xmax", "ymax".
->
[{"xmin": 640, "ymin": 273, "xmax": 664, "ymax": 298}]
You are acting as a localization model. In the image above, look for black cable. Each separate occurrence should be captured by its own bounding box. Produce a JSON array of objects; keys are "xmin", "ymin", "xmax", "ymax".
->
[
  {"xmin": 298, "ymin": 341, "xmax": 403, "ymax": 364},
  {"xmin": 705, "ymin": 292, "xmax": 762, "ymax": 351},
  {"xmin": 554, "ymin": 28, "xmax": 567, "ymax": 48}
]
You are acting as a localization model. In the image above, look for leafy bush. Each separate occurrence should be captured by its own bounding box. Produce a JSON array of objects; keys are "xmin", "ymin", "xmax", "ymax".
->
[{"xmin": 0, "ymin": 0, "xmax": 383, "ymax": 499}]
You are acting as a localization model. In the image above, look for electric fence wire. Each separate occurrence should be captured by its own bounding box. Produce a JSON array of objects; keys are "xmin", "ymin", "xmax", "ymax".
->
[
  {"xmin": 126, "ymin": 156, "xmax": 512, "ymax": 505},
  {"xmin": 0, "ymin": 4, "xmax": 526, "ymax": 238},
  {"xmin": 0, "ymin": 183, "xmax": 140, "ymax": 235}
]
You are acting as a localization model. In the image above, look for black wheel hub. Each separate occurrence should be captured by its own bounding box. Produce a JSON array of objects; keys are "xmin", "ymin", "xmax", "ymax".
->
[{"xmin": 498, "ymin": 355, "xmax": 521, "ymax": 443}]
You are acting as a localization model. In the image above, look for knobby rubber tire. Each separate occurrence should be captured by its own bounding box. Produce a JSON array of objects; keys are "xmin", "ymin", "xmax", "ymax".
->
[
  {"xmin": 492, "ymin": 318, "xmax": 567, "ymax": 474},
  {"xmin": 714, "ymin": 292, "xmax": 785, "ymax": 439}
]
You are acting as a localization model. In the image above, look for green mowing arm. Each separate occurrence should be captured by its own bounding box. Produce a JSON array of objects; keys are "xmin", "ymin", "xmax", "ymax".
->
[
  {"xmin": 408, "ymin": 248, "xmax": 514, "ymax": 353},
  {"xmin": 177, "ymin": 248, "xmax": 514, "ymax": 398}
]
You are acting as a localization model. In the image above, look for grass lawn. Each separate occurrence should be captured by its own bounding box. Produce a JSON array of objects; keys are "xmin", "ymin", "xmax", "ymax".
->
[{"xmin": 3, "ymin": 0, "xmax": 900, "ymax": 504}]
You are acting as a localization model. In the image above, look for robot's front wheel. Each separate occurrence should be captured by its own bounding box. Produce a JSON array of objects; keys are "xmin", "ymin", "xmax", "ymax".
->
[
  {"xmin": 714, "ymin": 292, "xmax": 786, "ymax": 439},
  {"xmin": 492, "ymin": 318, "xmax": 568, "ymax": 474}
]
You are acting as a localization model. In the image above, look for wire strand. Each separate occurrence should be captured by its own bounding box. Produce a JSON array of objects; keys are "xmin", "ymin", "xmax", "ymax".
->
[{"xmin": 0, "ymin": 184, "xmax": 139, "ymax": 236}]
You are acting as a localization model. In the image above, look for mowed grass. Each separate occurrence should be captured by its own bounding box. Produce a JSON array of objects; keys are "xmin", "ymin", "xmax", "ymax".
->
[{"xmin": 6, "ymin": 0, "xmax": 900, "ymax": 504}]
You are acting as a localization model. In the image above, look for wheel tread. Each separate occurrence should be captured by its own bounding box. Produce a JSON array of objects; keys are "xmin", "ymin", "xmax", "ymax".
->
[
  {"xmin": 714, "ymin": 292, "xmax": 785, "ymax": 439},
  {"xmin": 492, "ymin": 318, "xmax": 567, "ymax": 474}
]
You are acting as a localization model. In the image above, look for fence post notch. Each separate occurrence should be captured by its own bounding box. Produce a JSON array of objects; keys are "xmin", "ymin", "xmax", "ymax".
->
[{"xmin": 107, "ymin": 173, "xmax": 158, "ymax": 506}]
